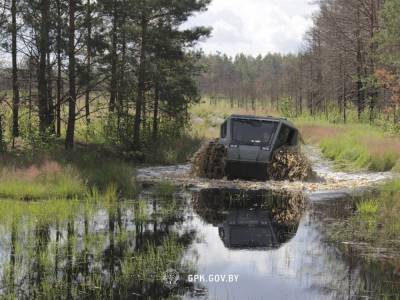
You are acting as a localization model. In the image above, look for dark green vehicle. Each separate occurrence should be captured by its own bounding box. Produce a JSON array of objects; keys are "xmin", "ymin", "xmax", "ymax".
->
[{"xmin": 192, "ymin": 115, "xmax": 311, "ymax": 181}]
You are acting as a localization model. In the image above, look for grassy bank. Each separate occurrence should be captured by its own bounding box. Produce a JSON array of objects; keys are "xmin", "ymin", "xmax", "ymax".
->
[
  {"xmin": 0, "ymin": 145, "xmax": 138, "ymax": 200},
  {"xmin": 298, "ymin": 121, "xmax": 400, "ymax": 172},
  {"xmin": 327, "ymin": 180, "xmax": 400, "ymax": 266}
]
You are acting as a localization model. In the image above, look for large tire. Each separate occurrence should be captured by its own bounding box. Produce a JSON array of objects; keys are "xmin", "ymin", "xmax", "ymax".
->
[
  {"xmin": 268, "ymin": 146, "xmax": 314, "ymax": 181},
  {"xmin": 191, "ymin": 139, "xmax": 226, "ymax": 179}
]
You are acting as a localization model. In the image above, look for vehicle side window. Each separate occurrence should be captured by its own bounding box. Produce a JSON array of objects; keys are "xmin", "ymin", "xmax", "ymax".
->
[
  {"xmin": 276, "ymin": 125, "xmax": 290, "ymax": 148},
  {"xmin": 277, "ymin": 125, "xmax": 299, "ymax": 148},
  {"xmin": 288, "ymin": 130, "xmax": 299, "ymax": 146},
  {"xmin": 221, "ymin": 121, "xmax": 227, "ymax": 138}
]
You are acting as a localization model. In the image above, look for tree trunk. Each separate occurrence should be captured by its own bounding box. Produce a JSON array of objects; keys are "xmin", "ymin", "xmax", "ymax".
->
[
  {"xmin": 47, "ymin": 51, "xmax": 55, "ymax": 132},
  {"xmin": 117, "ymin": 5, "xmax": 127, "ymax": 137},
  {"xmin": 66, "ymin": 220, "xmax": 74, "ymax": 300},
  {"xmin": 368, "ymin": 0, "xmax": 378, "ymax": 124},
  {"xmin": 85, "ymin": 0, "xmax": 92, "ymax": 125},
  {"xmin": 152, "ymin": 81, "xmax": 159, "ymax": 141},
  {"xmin": 65, "ymin": 0, "xmax": 76, "ymax": 149},
  {"xmin": 133, "ymin": 17, "xmax": 148, "ymax": 150},
  {"xmin": 109, "ymin": 0, "xmax": 118, "ymax": 112},
  {"xmin": 117, "ymin": 0, "xmax": 127, "ymax": 109},
  {"xmin": 0, "ymin": 114, "xmax": 4, "ymax": 152},
  {"xmin": 9, "ymin": 222, "xmax": 17, "ymax": 292},
  {"xmin": 356, "ymin": 6, "xmax": 364, "ymax": 121},
  {"xmin": 343, "ymin": 71, "xmax": 347, "ymax": 124},
  {"xmin": 28, "ymin": 58, "xmax": 32, "ymax": 125},
  {"xmin": 11, "ymin": 0, "xmax": 20, "ymax": 140},
  {"xmin": 38, "ymin": 0, "xmax": 50, "ymax": 134},
  {"xmin": 56, "ymin": 0, "xmax": 62, "ymax": 137}
]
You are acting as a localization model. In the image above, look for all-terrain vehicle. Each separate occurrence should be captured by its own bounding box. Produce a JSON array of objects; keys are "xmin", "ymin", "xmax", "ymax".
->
[{"xmin": 192, "ymin": 115, "xmax": 313, "ymax": 181}]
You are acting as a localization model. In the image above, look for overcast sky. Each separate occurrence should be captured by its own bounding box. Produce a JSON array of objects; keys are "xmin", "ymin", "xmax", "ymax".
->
[{"xmin": 184, "ymin": 0, "xmax": 319, "ymax": 57}]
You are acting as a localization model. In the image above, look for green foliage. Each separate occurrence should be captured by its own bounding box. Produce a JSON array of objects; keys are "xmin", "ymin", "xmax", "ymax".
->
[
  {"xmin": 376, "ymin": 0, "xmax": 400, "ymax": 67},
  {"xmin": 279, "ymin": 97, "xmax": 296, "ymax": 118}
]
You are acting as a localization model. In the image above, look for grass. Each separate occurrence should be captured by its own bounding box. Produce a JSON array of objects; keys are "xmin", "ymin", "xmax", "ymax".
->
[
  {"xmin": 0, "ymin": 163, "xmax": 86, "ymax": 200},
  {"xmin": 329, "ymin": 180, "xmax": 400, "ymax": 248},
  {"xmin": 298, "ymin": 122, "xmax": 400, "ymax": 172},
  {"xmin": 0, "ymin": 144, "xmax": 139, "ymax": 200},
  {"xmin": 357, "ymin": 199, "xmax": 379, "ymax": 215}
]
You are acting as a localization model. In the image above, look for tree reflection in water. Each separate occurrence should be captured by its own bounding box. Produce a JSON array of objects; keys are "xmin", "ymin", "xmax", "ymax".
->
[{"xmin": 0, "ymin": 188, "xmax": 195, "ymax": 299}]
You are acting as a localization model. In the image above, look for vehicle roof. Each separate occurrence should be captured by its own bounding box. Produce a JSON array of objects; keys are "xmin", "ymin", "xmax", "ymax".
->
[{"xmin": 227, "ymin": 114, "xmax": 297, "ymax": 129}]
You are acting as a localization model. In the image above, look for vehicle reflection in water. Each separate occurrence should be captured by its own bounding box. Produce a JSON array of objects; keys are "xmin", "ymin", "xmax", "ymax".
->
[
  {"xmin": 218, "ymin": 209, "xmax": 280, "ymax": 249},
  {"xmin": 185, "ymin": 189, "xmax": 400, "ymax": 300},
  {"xmin": 193, "ymin": 188, "xmax": 303, "ymax": 250}
]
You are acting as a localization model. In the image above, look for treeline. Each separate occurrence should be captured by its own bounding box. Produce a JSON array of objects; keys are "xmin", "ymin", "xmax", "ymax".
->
[
  {"xmin": 199, "ymin": 0, "xmax": 400, "ymax": 125},
  {"xmin": 0, "ymin": 0, "xmax": 210, "ymax": 150}
]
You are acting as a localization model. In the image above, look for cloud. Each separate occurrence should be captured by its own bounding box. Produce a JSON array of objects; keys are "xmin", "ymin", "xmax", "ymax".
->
[{"xmin": 183, "ymin": 0, "xmax": 319, "ymax": 56}]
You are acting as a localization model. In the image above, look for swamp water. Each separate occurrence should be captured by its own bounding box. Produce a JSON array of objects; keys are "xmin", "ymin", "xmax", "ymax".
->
[{"xmin": 0, "ymin": 188, "xmax": 399, "ymax": 299}]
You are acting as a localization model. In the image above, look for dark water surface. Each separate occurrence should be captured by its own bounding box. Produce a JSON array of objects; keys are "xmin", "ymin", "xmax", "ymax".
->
[{"xmin": 0, "ymin": 188, "xmax": 399, "ymax": 299}]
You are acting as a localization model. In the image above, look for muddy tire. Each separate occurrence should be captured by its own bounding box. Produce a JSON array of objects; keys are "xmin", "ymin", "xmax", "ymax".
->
[
  {"xmin": 269, "ymin": 146, "xmax": 314, "ymax": 181},
  {"xmin": 191, "ymin": 139, "xmax": 226, "ymax": 179}
]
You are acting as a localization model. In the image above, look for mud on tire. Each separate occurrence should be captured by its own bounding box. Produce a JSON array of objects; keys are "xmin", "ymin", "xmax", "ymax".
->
[
  {"xmin": 191, "ymin": 139, "xmax": 226, "ymax": 179},
  {"xmin": 268, "ymin": 146, "xmax": 314, "ymax": 181}
]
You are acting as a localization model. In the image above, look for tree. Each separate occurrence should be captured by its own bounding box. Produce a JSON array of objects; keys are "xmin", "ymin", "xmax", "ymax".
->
[
  {"xmin": 65, "ymin": 0, "xmax": 76, "ymax": 149},
  {"xmin": 11, "ymin": 0, "xmax": 19, "ymax": 141},
  {"xmin": 38, "ymin": 0, "xmax": 50, "ymax": 133}
]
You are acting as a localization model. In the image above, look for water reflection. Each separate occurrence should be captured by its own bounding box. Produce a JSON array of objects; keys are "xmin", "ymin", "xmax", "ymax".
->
[
  {"xmin": 185, "ymin": 189, "xmax": 400, "ymax": 299},
  {"xmin": 310, "ymin": 196, "xmax": 400, "ymax": 299},
  {"xmin": 193, "ymin": 188, "xmax": 303, "ymax": 250},
  {"xmin": 218, "ymin": 209, "xmax": 280, "ymax": 249},
  {"xmin": 0, "ymin": 188, "xmax": 399, "ymax": 299},
  {"xmin": 0, "ymin": 194, "xmax": 195, "ymax": 299}
]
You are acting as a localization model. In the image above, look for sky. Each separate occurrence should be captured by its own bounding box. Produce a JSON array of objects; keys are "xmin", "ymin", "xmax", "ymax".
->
[{"xmin": 184, "ymin": 0, "xmax": 319, "ymax": 57}]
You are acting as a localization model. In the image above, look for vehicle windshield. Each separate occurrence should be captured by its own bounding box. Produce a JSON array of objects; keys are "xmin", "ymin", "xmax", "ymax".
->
[{"xmin": 232, "ymin": 119, "xmax": 277, "ymax": 146}]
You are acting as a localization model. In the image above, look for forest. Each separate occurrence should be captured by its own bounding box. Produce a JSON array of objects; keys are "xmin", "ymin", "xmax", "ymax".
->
[
  {"xmin": 0, "ymin": 0, "xmax": 210, "ymax": 157},
  {"xmin": 199, "ymin": 0, "xmax": 400, "ymax": 129}
]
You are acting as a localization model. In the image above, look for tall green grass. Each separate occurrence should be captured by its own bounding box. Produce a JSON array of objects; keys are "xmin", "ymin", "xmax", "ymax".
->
[
  {"xmin": 319, "ymin": 128, "xmax": 400, "ymax": 172},
  {"xmin": 0, "ymin": 166, "xmax": 86, "ymax": 200},
  {"xmin": 296, "ymin": 120, "xmax": 400, "ymax": 172},
  {"xmin": 0, "ymin": 144, "xmax": 139, "ymax": 200}
]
